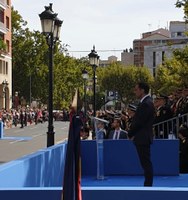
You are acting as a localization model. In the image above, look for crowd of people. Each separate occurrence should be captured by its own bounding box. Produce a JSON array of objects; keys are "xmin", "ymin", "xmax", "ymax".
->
[
  {"xmin": 1, "ymin": 83, "xmax": 188, "ymax": 177},
  {"xmin": 82, "ymin": 85, "xmax": 188, "ymax": 177},
  {"xmin": 84, "ymin": 88, "xmax": 188, "ymax": 140},
  {"xmin": 0, "ymin": 106, "xmax": 71, "ymax": 129},
  {"xmin": 0, "ymin": 107, "xmax": 49, "ymax": 129}
]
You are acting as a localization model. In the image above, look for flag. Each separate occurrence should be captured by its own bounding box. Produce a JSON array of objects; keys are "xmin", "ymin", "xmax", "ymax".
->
[
  {"xmin": 69, "ymin": 89, "xmax": 83, "ymax": 124},
  {"xmin": 62, "ymin": 89, "xmax": 83, "ymax": 200}
]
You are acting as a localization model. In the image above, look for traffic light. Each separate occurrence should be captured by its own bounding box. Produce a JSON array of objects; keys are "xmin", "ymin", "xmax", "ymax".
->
[{"xmin": 115, "ymin": 91, "xmax": 118, "ymax": 100}]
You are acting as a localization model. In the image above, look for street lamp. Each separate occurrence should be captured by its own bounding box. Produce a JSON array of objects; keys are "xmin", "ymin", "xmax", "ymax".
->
[
  {"xmin": 2, "ymin": 80, "xmax": 8, "ymax": 110},
  {"xmin": 88, "ymin": 46, "xmax": 99, "ymax": 117},
  {"xmin": 82, "ymin": 69, "xmax": 89, "ymax": 127},
  {"xmin": 29, "ymin": 72, "xmax": 32, "ymax": 107},
  {"xmin": 39, "ymin": 3, "xmax": 63, "ymax": 147}
]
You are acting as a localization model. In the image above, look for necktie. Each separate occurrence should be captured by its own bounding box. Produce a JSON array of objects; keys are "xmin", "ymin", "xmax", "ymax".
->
[{"xmin": 114, "ymin": 131, "xmax": 118, "ymax": 139}]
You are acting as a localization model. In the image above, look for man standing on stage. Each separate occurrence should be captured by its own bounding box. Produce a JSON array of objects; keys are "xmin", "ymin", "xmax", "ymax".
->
[{"xmin": 128, "ymin": 82, "xmax": 155, "ymax": 186}]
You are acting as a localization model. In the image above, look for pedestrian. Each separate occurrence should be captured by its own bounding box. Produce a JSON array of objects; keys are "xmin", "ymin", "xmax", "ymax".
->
[
  {"xmin": 178, "ymin": 124, "xmax": 188, "ymax": 173},
  {"xmin": 128, "ymin": 82, "xmax": 155, "ymax": 186},
  {"xmin": 108, "ymin": 118, "xmax": 127, "ymax": 139},
  {"xmin": 20, "ymin": 109, "xmax": 24, "ymax": 128}
]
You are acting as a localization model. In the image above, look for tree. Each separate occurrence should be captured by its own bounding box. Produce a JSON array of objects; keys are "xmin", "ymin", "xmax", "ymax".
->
[
  {"xmin": 0, "ymin": 39, "xmax": 6, "ymax": 52},
  {"xmin": 152, "ymin": 1, "xmax": 188, "ymax": 95},
  {"xmin": 98, "ymin": 63, "xmax": 153, "ymax": 104},
  {"xmin": 154, "ymin": 46, "xmax": 188, "ymax": 95},
  {"xmin": 12, "ymin": 7, "xmax": 90, "ymax": 109},
  {"xmin": 53, "ymin": 54, "xmax": 89, "ymax": 109},
  {"xmin": 12, "ymin": 7, "xmax": 49, "ymax": 104},
  {"xmin": 176, "ymin": 0, "xmax": 188, "ymax": 21}
]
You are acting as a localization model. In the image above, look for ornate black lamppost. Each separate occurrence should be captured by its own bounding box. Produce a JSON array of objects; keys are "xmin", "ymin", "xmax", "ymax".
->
[
  {"xmin": 2, "ymin": 80, "xmax": 8, "ymax": 110},
  {"xmin": 82, "ymin": 69, "xmax": 89, "ymax": 126},
  {"xmin": 39, "ymin": 3, "xmax": 63, "ymax": 147},
  {"xmin": 88, "ymin": 46, "xmax": 99, "ymax": 117}
]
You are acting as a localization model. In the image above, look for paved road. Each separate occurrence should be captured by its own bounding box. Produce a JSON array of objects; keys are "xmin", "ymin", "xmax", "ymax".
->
[{"xmin": 0, "ymin": 121, "xmax": 69, "ymax": 165}]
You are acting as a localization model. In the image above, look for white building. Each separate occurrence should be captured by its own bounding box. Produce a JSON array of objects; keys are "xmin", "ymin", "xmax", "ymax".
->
[
  {"xmin": 144, "ymin": 21, "xmax": 188, "ymax": 76},
  {"xmin": 144, "ymin": 43, "xmax": 187, "ymax": 76}
]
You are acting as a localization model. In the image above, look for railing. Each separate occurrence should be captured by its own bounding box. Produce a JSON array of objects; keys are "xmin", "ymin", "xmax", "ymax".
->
[{"xmin": 153, "ymin": 113, "xmax": 188, "ymax": 139}]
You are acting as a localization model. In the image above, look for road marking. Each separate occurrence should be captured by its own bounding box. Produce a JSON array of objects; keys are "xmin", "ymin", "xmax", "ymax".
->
[
  {"xmin": 14, "ymin": 130, "xmax": 24, "ymax": 133},
  {"xmin": 30, "ymin": 127, "xmax": 37, "ymax": 130},
  {"xmin": 61, "ymin": 127, "xmax": 68, "ymax": 130},
  {"xmin": 56, "ymin": 138, "xmax": 67, "ymax": 144},
  {"xmin": 10, "ymin": 139, "xmax": 24, "ymax": 144},
  {"xmin": 32, "ymin": 133, "xmax": 45, "ymax": 138}
]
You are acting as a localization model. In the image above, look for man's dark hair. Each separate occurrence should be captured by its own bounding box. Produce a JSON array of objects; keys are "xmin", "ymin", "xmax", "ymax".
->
[
  {"xmin": 137, "ymin": 82, "xmax": 150, "ymax": 94},
  {"xmin": 114, "ymin": 118, "xmax": 121, "ymax": 126}
]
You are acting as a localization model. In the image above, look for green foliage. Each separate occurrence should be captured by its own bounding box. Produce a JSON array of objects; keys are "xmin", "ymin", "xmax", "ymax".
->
[
  {"xmin": 155, "ymin": 48, "xmax": 188, "ymax": 95},
  {"xmin": 12, "ymin": 7, "xmax": 49, "ymax": 103},
  {"xmin": 176, "ymin": 0, "xmax": 188, "ymax": 21},
  {"xmin": 153, "ymin": 2, "xmax": 188, "ymax": 95},
  {"xmin": 97, "ymin": 63, "xmax": 153, "ymax": 103},
  {"xmin": 0, "ymin": 39, "xmax": 6, "ymax": 51},
  {"xmin": 12, "ymin": 7, "xmax": 89, "ymax": 109},
  {"xmin": 53, "ymin": 54, "xmax": 89, "ymax": 109}
]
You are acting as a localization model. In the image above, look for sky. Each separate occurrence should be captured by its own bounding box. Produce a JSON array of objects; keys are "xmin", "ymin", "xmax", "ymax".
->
[{"xmin": 12, "ymin": 0, "xmax": 184, "ymax": 60}]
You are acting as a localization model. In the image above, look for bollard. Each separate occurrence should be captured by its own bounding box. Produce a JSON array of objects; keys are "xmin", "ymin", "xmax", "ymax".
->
[{"xmin": 0, "ymin": 121, "xmax": 4, "ymax": 139}]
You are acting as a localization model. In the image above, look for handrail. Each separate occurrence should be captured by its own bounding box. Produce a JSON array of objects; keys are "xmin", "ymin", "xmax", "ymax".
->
[{"xmin": 153, "ymin": 113, "xmax": 188, "ymax": 139}]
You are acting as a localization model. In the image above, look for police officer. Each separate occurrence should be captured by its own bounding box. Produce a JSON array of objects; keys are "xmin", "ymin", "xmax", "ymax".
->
[{"xmin": 154, "ymin": 95, "xmax": 173, "ymax": 138}]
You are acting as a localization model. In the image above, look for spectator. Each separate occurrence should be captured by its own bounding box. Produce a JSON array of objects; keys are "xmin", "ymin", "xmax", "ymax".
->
[{"xmin": 178, "ymin": 124, "xmax": 188, "ymax": 173}]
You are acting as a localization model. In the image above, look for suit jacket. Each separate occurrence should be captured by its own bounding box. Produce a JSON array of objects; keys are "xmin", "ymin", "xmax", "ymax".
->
[
  {"xmin": 128, "ymin": 96, "xmax": 155, "ymax": 145},
  {"xmin": 108, "ymin": 129, "xmax": 127, "ymax": 139}
]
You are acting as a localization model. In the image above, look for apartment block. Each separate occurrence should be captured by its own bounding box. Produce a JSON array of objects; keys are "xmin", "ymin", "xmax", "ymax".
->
[
  {"xmin": 133, "ymin": 28, "xmax": 170, "ymax": 67},
  {"xmin": 0, "ymin": 0, "xmax": 12, "ymax": 110},
  {"xmin": 99, "ymin": 56, "xmax": 118, "ymax": 67},
  {"xmin": 121, "ymin": 49, "xmax": 134, "ymax": 66},
  {"xmin": 144, "ymin": 21, "xmax": 188, "ymax": 76}
]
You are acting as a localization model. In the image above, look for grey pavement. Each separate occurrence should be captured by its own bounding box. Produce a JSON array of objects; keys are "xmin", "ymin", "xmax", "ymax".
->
[{"xmin": 0, "ymin": 121, "xmax": 69, "ymax": 165}]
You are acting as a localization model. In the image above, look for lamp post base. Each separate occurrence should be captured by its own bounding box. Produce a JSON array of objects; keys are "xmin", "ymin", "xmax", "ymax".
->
[{"xmin": 47, "ymin": 131, "xmax": 55, "ymax": 147}]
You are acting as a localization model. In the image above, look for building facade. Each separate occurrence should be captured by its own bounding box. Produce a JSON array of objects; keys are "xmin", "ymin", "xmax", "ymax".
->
[
  {"xmin": 0, "ymin": 0, "xmax": 11, "ymax": 110},
  {"xmin": 99, "ymin": 56, "xmax": 118, "ymax": 67},
  {"xmin": 144, "ymin": 43, "xmax": 187, "ymax": 76},
  {"xmin": 133, "ymin": 28, "xmax": 170, "ymax": 67},
  {"xmin": 121, "ymin": 49, "xmax": 134, "ymax": 66},
  {"xmin": 144, "ymin": 21, "xmax": 188, "ymax": 76}
]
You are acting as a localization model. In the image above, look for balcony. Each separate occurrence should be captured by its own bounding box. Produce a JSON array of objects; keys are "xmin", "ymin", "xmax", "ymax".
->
[{"xmin": 0, "ymin": 0, "xmax": 6, "ymax": 9}]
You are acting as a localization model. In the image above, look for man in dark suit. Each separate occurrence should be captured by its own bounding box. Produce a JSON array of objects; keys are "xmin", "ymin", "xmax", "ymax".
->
[
  {"xmin": 128, "ymin": 82, "xmax": 155, "ymax": 186},
  {"xmin": 108, "ymin": 118, "xmax": 127, "ymax": 139},
  {"xmin": 153, "ymin": 96, "xmax": 173, "ymax": 138}
]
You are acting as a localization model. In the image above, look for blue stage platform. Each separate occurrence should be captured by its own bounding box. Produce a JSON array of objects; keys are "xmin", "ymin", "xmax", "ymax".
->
[
  {"xmin": 0, "ymin": 139, "xmax": 187, "ymax": 200},
  {"xmin": 82, "ymin": 174, "xmax": 188, "ymax": 187}
]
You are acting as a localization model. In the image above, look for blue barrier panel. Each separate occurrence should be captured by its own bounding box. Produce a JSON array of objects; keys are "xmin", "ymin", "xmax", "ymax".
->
[
  {"xmin": 0, "ymin": 138, "xmax": 184, "ymax": 200},
  {"xmin": 0, "ymin": 142, "xmax": 67, "ymax": 187},
  {"xmin": 0, "ymin": 121, "xmax": 3, "ymax": 139},
  {"xmin": 0, "ymin": 139, "xmax": 179, "ymax": 188},
  {"xmin": 81, "ymin": 139, "xmax": 179, "ymax": 176}
]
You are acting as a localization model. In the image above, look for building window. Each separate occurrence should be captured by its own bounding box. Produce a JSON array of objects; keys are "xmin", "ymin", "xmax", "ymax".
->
[
  {"xmin": 153, "ymin": 52, "xmax": 156, "ymax": 67},
  {"xmin": 162, "ymin": 51, "xmax": 165, "ymax": 63},
  {"xmin": 177, "ymin": 32, "xmax": 182, "ymax": 37},
  {"xmin": 0, "ymin": 60, "xmax": 2, "ymax": 74},
  {"xmin": 2, "ymin": 60, "xmax": 5, "ymax": 74},
  {"xmin": 0, "ymin": 10, "xmax": 4, "ymax": 23},
  {"xmin": 0, "ymin": 33, "xmax": 4, "ymax": 40},
  {"xmin": 7, "ymin": 0, "xmax": 10, "ymax": 6},
  {"xmin": 5, "ymin": 62, "xmax": 8, "ymax": 74},
  {"xmin": 153, "ymin": 52, "xmax": 156, "ymax": 77},
  {"xmin": 6, "ymin": 16, "xmax": 9, "ymax": 29},
  {"xmin": 6, "ymin": 40, "xmax": 9, "ymax": 53},
  {"xmin": 153, "ymin": 68, "xmax": 156, "ymax": 77}
]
